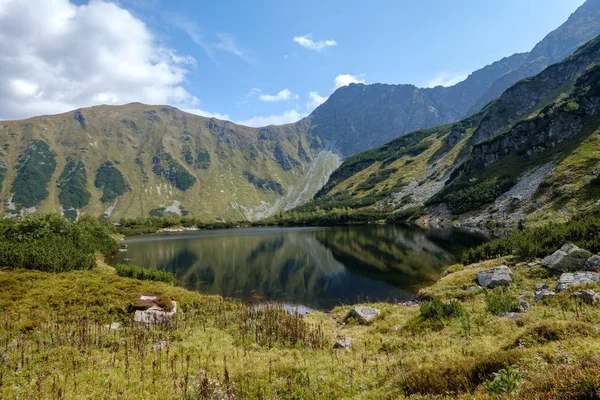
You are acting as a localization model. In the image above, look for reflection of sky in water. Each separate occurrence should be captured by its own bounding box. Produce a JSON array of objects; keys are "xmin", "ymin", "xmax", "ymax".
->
[{"xmin": 115, "ymin": 226, "xmax": 488, "ymax": 310}]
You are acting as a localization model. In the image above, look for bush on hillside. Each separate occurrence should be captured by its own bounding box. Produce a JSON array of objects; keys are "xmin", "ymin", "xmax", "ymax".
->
[
  {"xmin": 463, "ymin": 209, "xmax": 600, "ymax": 263},
  {"xmin": 0, "ymin": 214, "xmax": 117, "ymax": 272},
  {"xmin": 115, "ymin": 263, "xmax": 175, "ymax": 284}
]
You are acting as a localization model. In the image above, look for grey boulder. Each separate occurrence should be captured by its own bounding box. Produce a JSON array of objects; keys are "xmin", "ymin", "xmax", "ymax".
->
[
  {"xmin": 541, "ymin": 244, "xmax": 592, "ymax": 272},
  {"xmin": 571, "ymin": 289, "xmax": 599, "ymax": 304},
  {"xmin": 476, "ymin": 266, "xmax": 513, "ymax": 288},
  {"xmin": 345, "ymin": 306, "xmax": 381, "ymax": 324},
  {"xmin": 534, "ymin": 283, "xmax": 548, "ymax": 291},
  {"xmin": 586, "ymin": 255, "xmax": 600, "ymax": 269},
  {"xmin": 555, "ymin": 272, "xmax": 600, "ymax": 292},
  {"xmin": 534, "ymin": 289, "xmax": 555, "ymax": 302}
]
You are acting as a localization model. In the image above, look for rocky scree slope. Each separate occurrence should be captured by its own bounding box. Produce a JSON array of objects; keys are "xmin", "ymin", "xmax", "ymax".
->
[{"xmin": 311, "ymin": 34, "xmax": 600, "ymax": 228}]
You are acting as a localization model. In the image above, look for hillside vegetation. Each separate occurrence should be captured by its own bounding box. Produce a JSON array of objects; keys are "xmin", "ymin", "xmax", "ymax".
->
[
  {"xmin": 0, "ymin": 104, "xmax": 340, "ymax": 222},
  {"xmin": 301, "ymin": 34, "xmax": 600, "ymax": 229}
]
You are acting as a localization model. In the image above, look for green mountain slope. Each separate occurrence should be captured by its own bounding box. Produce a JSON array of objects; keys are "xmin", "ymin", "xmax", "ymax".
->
[
  {"xmin": 0, "ymin": 103, "xmax": 340, "ymax": 221},
  {"xmin": 308, "ymin": 35, "xmax": 600, "ymax": 228}
]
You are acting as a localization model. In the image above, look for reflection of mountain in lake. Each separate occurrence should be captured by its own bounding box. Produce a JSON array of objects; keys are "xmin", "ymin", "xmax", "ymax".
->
[{"xmin": 115, "ymin": 227, "xmax": 487, "ymax": 309}]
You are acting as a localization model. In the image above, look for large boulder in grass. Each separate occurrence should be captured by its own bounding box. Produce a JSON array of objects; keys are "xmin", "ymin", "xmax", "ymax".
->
[
  {"xmin": 345, "ymin": 306, "xmax": 380, "ymax": 324},
  {"xmin": 476, "ymin": 266, "xmax": 513, "ymax": 288},
  {"xmin": 555, "ymin": 272, "xmax": 600, "ymax": 292},
  {"xmin": 541, "ymin": 244, "xmax": 592, "ymax": 272}
]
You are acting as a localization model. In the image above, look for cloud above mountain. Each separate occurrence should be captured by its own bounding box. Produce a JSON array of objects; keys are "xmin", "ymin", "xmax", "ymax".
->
[
  {"xmin": 334, "ymin": 74, "xmax": 366, "ymax": 89},
  {"xmin": 0, "ymin": 0, "xmax": 222, "ymax": 120}
]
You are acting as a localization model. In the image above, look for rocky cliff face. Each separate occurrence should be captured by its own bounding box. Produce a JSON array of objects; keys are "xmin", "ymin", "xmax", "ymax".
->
[{"xmin": 311, "ymin": 35, "xmax": 600, "ymax": 228}]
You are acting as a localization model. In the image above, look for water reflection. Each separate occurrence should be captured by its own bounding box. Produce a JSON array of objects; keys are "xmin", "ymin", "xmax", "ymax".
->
[{"xmin": 115, "ymin": 226, "xmax": 487, "ymax": 309}]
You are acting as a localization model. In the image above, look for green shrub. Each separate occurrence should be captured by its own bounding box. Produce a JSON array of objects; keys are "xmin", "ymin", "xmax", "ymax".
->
[
  {"xmin": 483, "ymin": 365, "xmax": 522, "ymax": 396},
  {"xmin": 464, "ymin": 209, "xmax": 600, "ymax": 263},
  {"xmin": 0, "ymin": 214, "xmax": 116, "ymax": 272},
  {"xmin": 114, "ymin": 263, "xmax": 175, "ymax": 284},
  {"xmin": 485, "ymin": 288, "xmax": 520, "ymax": 315},
  {"xmin": 406, "ymin": 297, "xmax": 465, "ymax": 332}
]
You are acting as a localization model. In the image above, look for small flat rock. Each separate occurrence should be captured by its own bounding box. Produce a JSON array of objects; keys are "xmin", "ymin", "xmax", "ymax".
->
[
  {"xmin": 586, "ymin": 255, "xmax": 600, "ymax": 269},
  {"xmin": 106, "ymin": 322, "xmax": 121, "ymax": 330},
  {"xmin": 534, "ymin": 283, "xmax": 549, "ymax": 291},
  {"xmin": 333, "ymin": 338, "xmax": 354, "ymax": 349},
  {"xmin": 534, "ymin": 289, "xmax": 555, "ymax": 302},
  {"xmin": 556, "ymin": 272, "xmax": 600, "ymax": 292},
  {"xmin": 527, "ymin": 261, "xmax": 541, "ymax": 267},
  {"xmin": 571, "ymin": 289, "xmax": 599, "ymax": 304},
  {"xmin": 541, "ymin": 244, "xmax": 592, "ymax": 272},
  {"xmin": 476, "ymin": 266, "xmax": 513, "ymax": 288},
  {"xmin": 345, "ymin": 306, "xmax": 381, "ymax": 324},
  {"xmin": 500, "ymin": 312, "xmax": 527, "ymax": 321}
]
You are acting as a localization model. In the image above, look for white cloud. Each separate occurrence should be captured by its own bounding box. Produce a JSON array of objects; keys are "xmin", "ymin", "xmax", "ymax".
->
[
  {"xmin": 293, "ymin": 34, "xmax": 337, "ymax": 51},
  {"xmin": 306, "ymin": 91, "xmax": 327, "ymax": 109},
  {"xmin": 424, "ymin": 72, "xmax": 469, "ymax": 88},
  {"xmin": 259, "ymin": 89, "xmax": 298, "ymax": 103},
  {"xmin": 333, "ymin": 74, "xmax": 366, "ymax": 90},
  {"xmin": 0, "ymin": 0, "xmax": 220, "ymax": 121},
  {"xmin": 238, "ymin": 110, "xmax": 305, "ymax": 127}
]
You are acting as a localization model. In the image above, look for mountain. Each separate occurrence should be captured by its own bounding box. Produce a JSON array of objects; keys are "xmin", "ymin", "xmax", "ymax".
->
[
  {"xmin": 301, "ymin": 0, "xmax": 600, "ymax": 157},
  {"xmin": 0, "ymin": 104, "xmax": 340, "ymax": 221},
  {"xmin": 308, "ymin": 34, "xmax": 600, "ymax": 228},
  {"xmin": 1, "ymin": 1, "xmax": 599, "ymax": 222}
]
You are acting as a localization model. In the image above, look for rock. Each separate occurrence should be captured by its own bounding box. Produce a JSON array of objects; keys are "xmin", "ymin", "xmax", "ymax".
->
[
  {"xmin": 468, "ymin": 286, "xmax": 481, "ymax": 292},
  {"xmin": 151, "ymin": 340, "xmax": 170, "ymax": 351},
  {"xmin": 500, "ymin": 312, "xmax": 527, "ymax": 321},
  {"xmin": 476, "ymin": 266, "xmax": 513, "ymax": 288},
  {"xmin": 571, "ymin": 289, "xmax": 599, "ymax": 304},
  {"xmin": 534, "ymin": 283, "xmax": 548, "ymax": 291},
  {"xmin": 595, "ymin": 199, "xmax": 600, "ymax": 208},
  {"xmin": 534, "ymin": 289, "xmax": 555, "ymax": 302},
  {"xmin": 333, "ymin": 338, "xmax": 354, "ymax": 349},
  {"xmin": 519, "ymin": 300, "xmax": 530, "ymax": 311},
  {"xmin": 134, "ymin": 301, "xmax": 177, "ymax": 324},
  {"xmin": 527, "ymin": 261, "xmax": 541, "ymax": 267},
  {"xmin": 586, "ymin": 255, "xmax": 600, "ymax": 269},
  {"xmin": 541, "ymin": 244, "xmax": 592, "ymax": 272},
  {"xmin": 106, "ymin": 322, "xmax": 121, "ymax": 330},
  {"xmin": 345, "ymin": 306, "xmax": 381, "ymax": 324},
  {"xmin": 555, "ymin": 272, "xmax": 600, "ymax": 292}
]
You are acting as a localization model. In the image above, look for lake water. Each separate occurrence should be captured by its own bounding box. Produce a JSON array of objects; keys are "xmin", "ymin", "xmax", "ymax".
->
[{"xmin": 114, "ymin": 225, "xmax": 488, "ymax": 310}]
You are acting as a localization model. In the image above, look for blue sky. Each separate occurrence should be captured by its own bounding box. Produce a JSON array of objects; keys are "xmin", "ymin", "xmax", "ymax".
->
[{"xmin": 0, "ymin": 0, "xmax": 588, "ymax": 124}]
